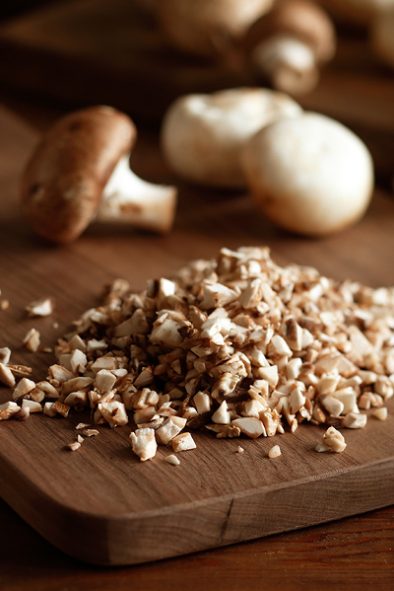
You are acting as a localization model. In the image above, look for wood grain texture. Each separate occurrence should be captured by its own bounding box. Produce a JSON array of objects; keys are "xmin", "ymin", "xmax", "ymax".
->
[
  {"xmin": 0, "ymin": 103, "xmax": 393, "ymax": 567},
  {"xmin": 0, "ymin": 499, "xmax": 393, "ymax": 591},
  {"xmin": 0, "ymin": 0, "xmax": 393, "ymax": 184}
]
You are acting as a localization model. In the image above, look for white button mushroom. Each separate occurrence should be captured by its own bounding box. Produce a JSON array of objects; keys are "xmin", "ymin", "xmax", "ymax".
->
[
  {"xmin": 153, "ymin": 0, "xmax": 273, "ymax": 58},
  {"xmin": 161, "ymin": 87, "xmax": 302, "ymax": 188},
  {"xmin": 242, "ymin": 112, "xmax": 374, "ymax": 236}
]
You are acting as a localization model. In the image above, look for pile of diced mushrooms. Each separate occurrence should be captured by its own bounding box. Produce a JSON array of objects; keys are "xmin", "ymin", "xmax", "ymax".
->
[{"xmin": 1, "ymin": 247, "xmax": 393, "ymax": 462}]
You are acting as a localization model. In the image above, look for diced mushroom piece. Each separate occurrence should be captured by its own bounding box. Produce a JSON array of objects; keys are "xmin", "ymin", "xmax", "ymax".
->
[
  {"xmin": 371, "ymin": 407, "xmax": 388, "ymax": 421},
  {"xmin": 316, "ymin": 426, "xmax": 347, "ymax": 453},
  {"xmin": 211, "ymin": 400, "xmax": 231, "ymax": 425},
  {"xmin": 165, "ymin": 454, "xmax": 181, "ymax": 466},
  {"xmin": 171, "ymin": 432, "xmax": 196, "ymax": 452},
  {"xmin": 321, "ymin": 395, "xmax": 344, "ymax": 418},
  {"xmin": 21, "ymin": 106, "xmax": 177, "ymax": 243},
  {"xmin": 66, "ymin": 441, "xmax": 81, "ymax": 452},
  {"xmin": 0, "ymin": 362, "xmax": 16, "ymax": 388},
  {"xmin": 21, "ymin": 399, "xmax": 42, "ymax": 413},
  {"xmin": 48, "ymin": 364, "xmax": 74, "ymax": 382},
  {"xmin": 98, "ymin": 400, "xmax": 128, "ymax": 427},
  {"xmin": 130, "ymin": 428, "xmax": 157, "ymax": 462},
  {"xmin": 0, "ymin": 347, "xmax": 12, "ymax": 364},
  {"xmin": 268, "ymin": 444, "xmax": 282, "ymax": 459},
  {"xmin": 256, "ymin": 364, "xmax": 279, "ymax": 388},
  {"xmin": 331, "ymin": 388, "xmax": 359, "ymax": 414},
  {"xmin": 52, "ymin": 400, "xmax": 70, "ymax": 418},
  {"xmin": 200, "ymin": 282, "xmax": 238, "ymax": 310},
  {"xmin": 236, "ymin": 446, "xmax": 245, "ymax": 454},
  {"xmin": 0, "ymin": 401, "xmax": 21, "ymax": 420},
  {"xmin": 22, "ymin": 328, "xmax": 41, "ymax": 352},
  {"xmin": 25, "ymin": 297, "xmax": 54, "ymax": 317},
  {"xmin": 342, "ymin": 412, "xmax": 367, "ymax": 429},
  {"xmin": 232, "ymin": 417, "xmax": 266, "ymax": 438},
  {"xmin": 12, "ymin": 378, "xmax": 36, "ymax": 400},
  {"xmin": 43, "ymin": 402, "xmax": 57, "ymax": 417},
  {"xmin": 70, "ymin": 349, "xmax": 88, "ymax": 373},
  {"xmin": 193, "ymin": 391, "xmax": 211, "ymax": 414},
  {"xmin": 94, "ymin": 369, "xmax": 117, "ymax": 393},
  {"xmin": 155, "ymin": 416, "xmax": 187, "ymax": 445}
]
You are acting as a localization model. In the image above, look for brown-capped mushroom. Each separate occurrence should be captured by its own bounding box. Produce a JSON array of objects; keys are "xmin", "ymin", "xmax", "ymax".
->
[
  {"xmin": 153, "ymin": 0, "xmax": 273, "ymax": 58},
  {"xmin": 21, "ymin": 106, "xmax": 177, "ymax": 243},
  {"xmin": 243, "ymin": 0, "xmax": 336, "ymax": 94},
  {"xmin": 320, "ymin": 0, "xmax": 394, "ymax": 27}
]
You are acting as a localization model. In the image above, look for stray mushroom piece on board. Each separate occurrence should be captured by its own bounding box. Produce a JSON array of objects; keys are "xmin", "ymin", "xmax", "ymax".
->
[
  {"xmin": 242, "ymin": 113, "xmax": 374, "ymax": 236},
  {"xmin": 162, "ymin": 88, "xmax": 302, "ymax": 188},
  {"xmin": 243, "ymin": 0, "xmax": 336, "ymax": 94},
  {"xmin": 21, "ymin": 106, "xmax": 177, "ymax": 243}
]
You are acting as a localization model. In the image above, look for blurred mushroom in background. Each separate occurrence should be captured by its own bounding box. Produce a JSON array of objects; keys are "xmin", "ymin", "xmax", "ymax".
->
[
  {"xmin": 161, "ymin": 87, "xmax": 302, "ymax": 188},
  {"xmin": 153, "ymin": 0, "xmax": 274, "ymax": 58},
  {"xmin": 243, "ymin": 0, "xmax": 336, "ymax": 95},
  {"xmin": 319, "ymin": 0, "xmax": 394, "ymax": 27}
]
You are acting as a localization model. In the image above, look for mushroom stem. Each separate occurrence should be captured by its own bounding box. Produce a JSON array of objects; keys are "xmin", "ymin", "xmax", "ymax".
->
[
  {"xmin": 98, "ymin": 156, "xmax": 177, "ymax": 234},
  {"xmin": 252, "ymin": 35, "xmax": 318, "ymax": 94}
]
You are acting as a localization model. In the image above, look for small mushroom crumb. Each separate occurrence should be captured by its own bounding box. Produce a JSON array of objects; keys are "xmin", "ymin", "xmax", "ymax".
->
[
  {"xmin": 372, "ymin": 407, "xmax": 388, "ymax": 421},
  {"xmin": 236, "ymin": 446, "xmax": 245, "ymax": 454},
  {"xmin": 25, "ymin": 297, "xmax": 54, "ymax": 317},
  {"xmin": 130, "ymin": 428, "xmax": 157, "ymax": 462},
  {"xmin": 76, "ymin": 422, "xmax": 91, "ymax": 430},
  {"xmin": 165, "ymin": 454, "xmax": 181, "ymax": 466},
  {"xmin": 268, "ymin": 445, "xmax": 282, "ymax": 459},
  {"xmin": 77, "ymin": 434, "xmax": 84, "ymax": 444},
  {"xmin": 23, "ymin": 328, "xmax": 41, "ymax": 352},
  {"xmin": 0, "ymin": 362, "xmax": 16, "ymax": 388},
  {"xmin": 0, "ymin": 299, "xmax": 10, "ymax": 310},
  {"xmin": 171, "ymin": 432, "xmax": 196, "ymax": 453},
  {"xmin": 315, "ymin": 427, "xmax": 347, "ymax": 454},
  {"xmin": 66, "ymin": 441, "xmax": 81, "ymax": 452},
  {"xmin": 82, "ymin": 428, "xmax": 99, "ymax": 437}
]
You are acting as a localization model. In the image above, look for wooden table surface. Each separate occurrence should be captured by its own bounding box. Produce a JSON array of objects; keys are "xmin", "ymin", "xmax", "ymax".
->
[{"xmin": 0, "ymin": 90, "xmax": 393, "ymax": 589}]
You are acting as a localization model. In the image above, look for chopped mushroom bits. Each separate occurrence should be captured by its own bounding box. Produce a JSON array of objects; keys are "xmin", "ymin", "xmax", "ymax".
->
[{"xmin": 0, "ymin": 247, "xmax": 393, "ymax": 463}]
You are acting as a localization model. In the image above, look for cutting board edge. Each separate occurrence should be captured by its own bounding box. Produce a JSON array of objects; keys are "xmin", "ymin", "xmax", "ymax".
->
[{"xmin": 1, "ymin": 452, "xmax": 393, "ymax": 565}]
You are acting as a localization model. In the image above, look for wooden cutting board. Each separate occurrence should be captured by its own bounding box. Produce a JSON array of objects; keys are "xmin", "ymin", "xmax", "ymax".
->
[
  {"xmin": 0, "ymin": 106, "xmax": 394, "ymax": 566},
  {"xmin": 0, "ymin": 0, "xmax": 393, "ymax": 183}
]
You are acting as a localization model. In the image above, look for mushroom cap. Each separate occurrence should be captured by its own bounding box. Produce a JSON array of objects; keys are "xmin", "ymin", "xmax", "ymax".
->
[
  {"xmin": 320, "ymin": 0, "xmax": 394, "ymax": 26},
  {"xmin": 154, "ymin": 0, "xmax": 273, "ymax": 57},
  {"xmin": 372, "ymin": 6, "xmax": 394, "ymax": 68},
  {"xmin": 21, "ymin": 106, "xmax": 136, "ymax": 244},
  {"xmin": 161, "ymin": 87, "xmax": 302, "ymax": 188},
  {"xmin": 242, "ymin": 112, "xmax": 374, "ymax": 236},
  {"xmin": 244, "ymin": 0, "xmax": 336, "ymax": 63}
]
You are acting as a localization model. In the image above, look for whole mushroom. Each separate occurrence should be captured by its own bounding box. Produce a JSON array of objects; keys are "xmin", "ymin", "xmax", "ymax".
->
[
  {"xmin": 371, "ymin": 5, "xmax": 394, "ymax": 68},
  {"xmin": 242, "ymin": 113, "xmax": 374, "ymax": 236},
  {"xmin": 21, "ymin": 106, "xmax": 177, "ymax": 243},
  {"xmin": 161, "ymin": 87, "xmax": 302, "ymax": 189},
  {"xmin": 154, "ymin": 0, "xmax": 273, "ymax": 58},
  {"xmin": 320, "ymin": 0, "xmax": 394, "ymax": 27},
  {"xmin": 243, "ymin": 0, "xmax": 336, "ymax": 94}
]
